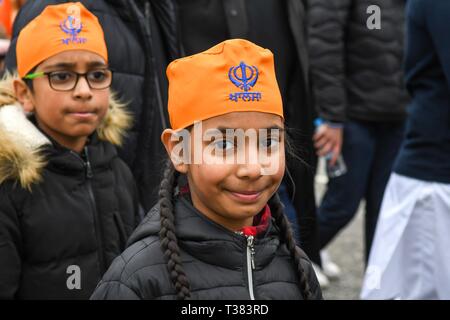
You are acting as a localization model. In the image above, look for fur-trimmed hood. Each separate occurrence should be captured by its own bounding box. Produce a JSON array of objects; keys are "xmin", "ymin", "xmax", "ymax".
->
[{"xmin": 0, "ymin": 73, "xmax": 132, "ymax": 190}]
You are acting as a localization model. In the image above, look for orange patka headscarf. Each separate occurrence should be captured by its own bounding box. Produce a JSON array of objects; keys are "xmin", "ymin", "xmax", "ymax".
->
[
  {"xmin": 16, "ymin": 2, "xmax": 108, "ymax": 78},
  {"xmin": 166, "ymin": 39, "xmax": 284, "ymax": 130}
]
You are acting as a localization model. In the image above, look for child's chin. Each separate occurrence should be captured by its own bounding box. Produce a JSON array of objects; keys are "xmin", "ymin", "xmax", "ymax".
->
[
  {"xmin": 227, "ymin": 201, "xmax": 266, "ymax": 216},
  {"xmin": 65, "ymin": 126, "xmax": 97, "ymax": 138}
]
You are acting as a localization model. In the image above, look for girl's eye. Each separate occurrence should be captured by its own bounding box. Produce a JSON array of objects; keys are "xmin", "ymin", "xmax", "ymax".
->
[
  {"xmin": 214, "ymin": 139, "xmax": 234, "ymax": 151},
  {"xmin": 260, "ymin": 137, "xmax": 280, "ymax": 149},
  {"xmin": 50, "ymin": 71, "xmax": 74, "ymax": 83}
]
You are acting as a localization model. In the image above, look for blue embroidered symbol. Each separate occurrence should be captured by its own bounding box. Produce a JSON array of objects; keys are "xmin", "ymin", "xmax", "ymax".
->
[
  {"xmin": 60, "ymin": 5, "xmax": 87, "ymax": 45},
  {"xmin": 228, "ymin": 61, "xmax": 262, "ymax": 102},
  {"xmin": 229, "ymin": 61, "xmax": 258, "ymax": 92}
]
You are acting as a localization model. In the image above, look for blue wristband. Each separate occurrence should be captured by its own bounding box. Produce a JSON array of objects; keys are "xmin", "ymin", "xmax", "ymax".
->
[{"xmin": 314, "ymin": 118, "xmax": 343, "ymax": 129}]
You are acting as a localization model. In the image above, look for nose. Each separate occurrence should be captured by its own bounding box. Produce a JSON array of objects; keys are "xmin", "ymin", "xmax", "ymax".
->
[
  {"xmin": 72, "ymin": 75, "xmax": 92, "ymax": 100},
  {"xmin": 236, "ymin": 162, "xmax": 263, "ymax": 180},
  {"xmin": 236, "ymin": 142, "xmax": 263, "ymax": 179}
]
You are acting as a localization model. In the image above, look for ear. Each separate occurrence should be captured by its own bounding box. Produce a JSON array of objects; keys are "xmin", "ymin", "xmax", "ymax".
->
[
  {"xmin": 13, "ymin": 79, "xmax": 35, "ymax": 113},
  {"xmin": 161, "ymin": 128, "xmax": 189, "ymax": 174}
]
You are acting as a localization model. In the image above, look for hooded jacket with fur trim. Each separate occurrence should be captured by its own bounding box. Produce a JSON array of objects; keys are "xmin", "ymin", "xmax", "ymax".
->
[{"xmin": 0, "ymin": 75, "xmax": 141, "ymax": 299}]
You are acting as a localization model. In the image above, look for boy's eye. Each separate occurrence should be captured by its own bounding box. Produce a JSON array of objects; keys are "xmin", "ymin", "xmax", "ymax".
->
[
  {"xmin": 49, "ymin": 71, "xmax": 74, "ymax": 83},
  {"xmin": 87, "ymin": 70, "xmax": 107, "ymax": 83}
]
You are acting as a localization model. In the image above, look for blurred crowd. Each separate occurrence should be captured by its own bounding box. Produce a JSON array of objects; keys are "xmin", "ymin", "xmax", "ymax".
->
[{"xmin": 0, "ymin": 0, "xmax": 26, "ymax": 69}]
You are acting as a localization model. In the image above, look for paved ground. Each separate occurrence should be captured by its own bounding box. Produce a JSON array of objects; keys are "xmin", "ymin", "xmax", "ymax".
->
[{"xmin": 314, "ymin": 159, "xmax": 365, "ymax": 300}]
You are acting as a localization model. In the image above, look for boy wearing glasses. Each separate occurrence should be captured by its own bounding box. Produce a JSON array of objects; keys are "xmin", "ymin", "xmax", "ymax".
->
[{"xmin": 0, "ymin": 2, "xmax": 141, "ymax": 299}]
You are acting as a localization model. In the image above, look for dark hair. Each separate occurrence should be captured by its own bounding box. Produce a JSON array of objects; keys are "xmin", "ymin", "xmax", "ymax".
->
[
  {"xmin": 284, "ymin": 127, "xmax": 310, "ymax": 203},
  {"xmin": 22, "ymin": 67, "xmax": 36, "ymax": 92},
  {"xmin": 268, "ymin": 193, "xmax": 313, "ymax": 299},
  {"xmin": 23, "ymin": 78, "xmax": 34, "ymax": 92},
  {"xmin": 158, "ymin": 141, "xmax": 313, "ymax": 299},
  {"xmin": 158, "ymin": 160, "xmax": 191, "ymax": 300}
]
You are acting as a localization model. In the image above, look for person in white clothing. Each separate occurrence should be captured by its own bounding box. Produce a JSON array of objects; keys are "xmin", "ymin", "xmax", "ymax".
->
[{"xmin": 361, "ymin": 0, "xmax": 450, "ymax": 299}]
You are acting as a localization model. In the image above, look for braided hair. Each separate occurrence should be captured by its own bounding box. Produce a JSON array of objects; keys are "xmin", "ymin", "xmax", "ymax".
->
[
  {"xmin": 268, "ymin": 193, "xmax": 314, "ymax": 300},
  {"xmin": 158, "ymin": 160, "xmax": 191, "ymax": 299}
]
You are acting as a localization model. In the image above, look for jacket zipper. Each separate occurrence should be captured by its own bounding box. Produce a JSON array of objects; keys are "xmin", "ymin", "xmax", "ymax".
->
[
  {"xmin": 246, "ymin": 235, "xmax": 256, "ymax": 300},
  {"xmin": 70, "ymin": 148, "xmax": 107, "ymax": 274},
  {"xmin": 237, "ymin": 231, "xmax": 256, "ymax": 300}
]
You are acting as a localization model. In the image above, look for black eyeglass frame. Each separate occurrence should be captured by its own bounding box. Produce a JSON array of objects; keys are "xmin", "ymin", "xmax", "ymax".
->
[{"xmin": 23, "ymin": 69, "xmax": 114, "ymax": 91}]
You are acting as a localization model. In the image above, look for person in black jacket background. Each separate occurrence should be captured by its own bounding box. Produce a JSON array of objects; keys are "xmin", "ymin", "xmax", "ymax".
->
[
  {"xmin": 0, "ymin": 2, "xmax": 141, "ymax": 299},
  {"xmin": 5, "ymin": 0, "xmax": 178, "ymax": 211},
  {"xmin": 308, "ymin": 0, "xmax": 408, "ymax": 269}
]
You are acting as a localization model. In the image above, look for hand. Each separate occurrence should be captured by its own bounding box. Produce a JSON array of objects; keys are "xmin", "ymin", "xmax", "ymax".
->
[{"xmin": 313, "ymin": 124, "xmax": 343, "ymax": 166}]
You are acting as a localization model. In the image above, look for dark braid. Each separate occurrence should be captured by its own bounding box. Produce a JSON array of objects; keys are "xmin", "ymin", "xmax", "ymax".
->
[
  {"xmin": 269, "ymin": 193, "xmax": 314, "ymax": 300},
  {"xmin": 158, "ymin": 160, "xmax": 191, "ymax": 299}
]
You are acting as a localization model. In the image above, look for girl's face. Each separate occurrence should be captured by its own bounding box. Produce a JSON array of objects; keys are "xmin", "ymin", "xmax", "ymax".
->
[
  {"xmin": 15, "ymin": 50, "xmax": 110, "ymax": 153},
  {"xmin": 163, "ymin": 111, "xmax": 285, "ymax": 231}
]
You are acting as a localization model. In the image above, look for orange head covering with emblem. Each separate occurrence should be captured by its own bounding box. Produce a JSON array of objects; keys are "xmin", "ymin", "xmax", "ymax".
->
[
  {"xmin": 166, "ymin": 39, "xmax": 284, "ymax": 130},
  {"xmin": 16, "ymin": 2, "xmax": 108, "ymax": 78}
]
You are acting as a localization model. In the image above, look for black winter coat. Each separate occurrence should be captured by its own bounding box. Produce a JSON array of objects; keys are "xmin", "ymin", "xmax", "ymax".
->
[
  {"xmin": 308, "ymin": 0, "xmax": 409, "ymax": 123},
  {"xmin": 91, "ymin": 195, "xmax": 322, "ymax": 300},
  {"xmin": 0, "ymin": 100, "xmax": 141, "ymax": 299},
  {"xmin": 5, "ymin": 0, "xmax": 178, "ymax": 211}
]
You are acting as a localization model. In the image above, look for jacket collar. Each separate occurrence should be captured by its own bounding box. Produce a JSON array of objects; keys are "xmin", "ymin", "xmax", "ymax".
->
[
  {"xmin": 129, "ymin": 195, "xmax": 282, "ymax": 270},
  {"xmin": 239, "ymin": 204, "xmax": 271, "ymax": 237},
  {"xmin": 177, "ymin": 197, "xmax": 281, "ymax": 270}
]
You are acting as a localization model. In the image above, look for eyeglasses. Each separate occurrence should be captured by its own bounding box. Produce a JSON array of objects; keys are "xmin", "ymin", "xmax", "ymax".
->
[{"xmin": 23, "ymin": 69, "xmax": 113, "ymax": 91}]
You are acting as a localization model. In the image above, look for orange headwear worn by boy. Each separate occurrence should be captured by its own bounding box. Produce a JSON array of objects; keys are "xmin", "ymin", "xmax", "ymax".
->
[
  {"xmin": 166, "ymin": 39, "xmax": 284, "ymax": 130},
  {"xmin": 16, "ymin": 2, "xmax": 108, "ymax": 78}
]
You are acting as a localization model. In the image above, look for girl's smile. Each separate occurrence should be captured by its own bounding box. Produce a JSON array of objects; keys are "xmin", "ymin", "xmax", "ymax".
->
[{"xmin": 227, "ymin": 190, "xmax": 262, "ymax": 203}]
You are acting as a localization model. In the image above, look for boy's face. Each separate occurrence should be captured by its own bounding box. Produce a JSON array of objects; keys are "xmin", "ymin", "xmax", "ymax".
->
[
  {"xmin": 21, "ymin": 50, "xmax": 110, "ymax": 152},
  {"xmin": 163, "ymin": 112, "xmax": 285, "ymax": 231}
]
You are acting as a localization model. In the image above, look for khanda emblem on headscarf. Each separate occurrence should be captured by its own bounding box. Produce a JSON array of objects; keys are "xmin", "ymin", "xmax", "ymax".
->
[
  {"xmin": 60, "ymin": 4, "xmax": 86, "ymax": 44},
  {"xmin": 229, "ymin": 61, "xmax": 259, "ymax": 92},
  {"xmin": 229, "ymin": 61, "xmax": 262, "ymax": 102}
]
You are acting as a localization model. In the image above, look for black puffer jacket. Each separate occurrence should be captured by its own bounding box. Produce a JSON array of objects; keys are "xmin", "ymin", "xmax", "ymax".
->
[
  {"xmin": 308, "ymin": 0, "xmax": 409, "ymax": 122},
  {"xmin": 5, "ymin": 0, "xmax": 178, "ymax": 211},
  {"xmin": 0, "ymin": 93, "xmax": 141, "ymax": 299},
  {"xmin": 91, "ymin": 196, "xmax": 322, "ymax": 300}
]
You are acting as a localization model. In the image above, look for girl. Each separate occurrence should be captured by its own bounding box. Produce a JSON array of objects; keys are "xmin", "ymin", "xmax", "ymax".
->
[
  {"xmin": 0, "ymin": 3, "xmax": 141, "ymax": 299},
  {"xmin": 91, "ymin": 39, "xmax": 322, "ymax": 300}
]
